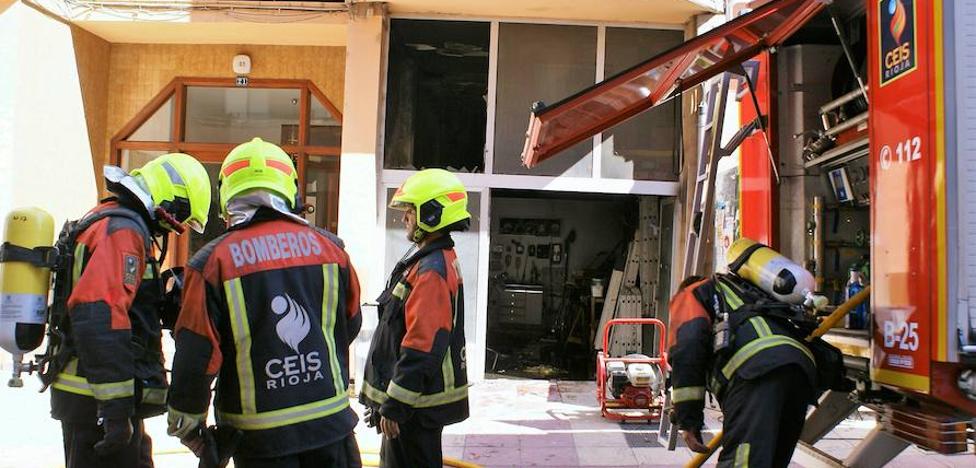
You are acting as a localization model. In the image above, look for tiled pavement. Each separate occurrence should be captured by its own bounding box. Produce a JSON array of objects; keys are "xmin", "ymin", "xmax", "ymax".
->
[
  {"xmin": 1, "ymin": 377, "xmax": 973, "ymax": 467},
  {"xmin": 355, "ymin": 379, "xmax": 974, "ymax": 467}
]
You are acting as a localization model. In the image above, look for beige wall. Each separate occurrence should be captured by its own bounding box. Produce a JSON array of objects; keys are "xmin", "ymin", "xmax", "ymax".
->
[
  {"xmin": 77, "ymin": 43, "xmax": 346, "ymax": 192},
  {"xmin": 0, "ymin": 2, "xmax": 99, "ymax": 234},
  {"xmin": 71, "ymin": 25, "xmax": 111, "ymax": 195}
]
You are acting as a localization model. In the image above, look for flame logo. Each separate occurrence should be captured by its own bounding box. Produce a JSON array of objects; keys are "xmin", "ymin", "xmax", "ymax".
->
[
  {"xmin": 888, "ymin": 0, "xmax": 907, "ymax": 44},
  {"xmin": 271, "ymin": 294, "xmax": 310, "ymax": 354}
]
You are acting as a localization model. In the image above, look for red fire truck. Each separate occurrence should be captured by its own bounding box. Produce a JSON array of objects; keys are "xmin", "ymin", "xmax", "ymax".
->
[{"xmin": 521, "ymin": 0, "xmax": 975, "ymax": 463}]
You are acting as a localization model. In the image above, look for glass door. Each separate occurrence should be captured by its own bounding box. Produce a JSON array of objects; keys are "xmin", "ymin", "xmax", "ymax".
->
[{"xmin": 303, "ymin": 155, "xmax": 340, "ymax": 233}]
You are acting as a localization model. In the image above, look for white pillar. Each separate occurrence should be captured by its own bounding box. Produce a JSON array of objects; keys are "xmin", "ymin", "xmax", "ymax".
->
[
  {"xmin": 337, "ymin": 2, "xmax": 388, "ymax": 298},
  {"xmin": 338, "ymin": 2, "xmax": 388, "ymax": 390},
  {"xmin": 0, "ymin": 2, "xmax": 97, "ymax": 234}
]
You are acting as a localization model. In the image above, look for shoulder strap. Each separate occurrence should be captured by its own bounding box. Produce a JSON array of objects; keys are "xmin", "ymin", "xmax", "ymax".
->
[
  {"xmin": 74, "ymin": 207, "xmax": 153, "ymax": 253},
  {"xmin": 0, "ymin": 242, "xmax": 58, "ymax": 268},
  {"xmin": 727, "ymin": 241, "xmax": 766, "ymax": 275}
]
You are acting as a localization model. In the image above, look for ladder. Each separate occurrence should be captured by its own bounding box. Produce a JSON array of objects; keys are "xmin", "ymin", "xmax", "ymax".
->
[
  {"xmin": 680, "ymin": 68, "xmax": 767, "ymax": 280},
  {"xmin": 681, "ymin": 73, "xmax": 733, "ymax": 280},
  {"xmin": 664, "ymin": 68, "xmax": 767, "ymax": 450}
]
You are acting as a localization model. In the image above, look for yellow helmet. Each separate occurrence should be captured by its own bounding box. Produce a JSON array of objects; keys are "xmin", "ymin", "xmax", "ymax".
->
[
  {"xmin": 218, "ymin": 138, "xmax": 298, "ymax": 216},
  {"xmin": 130, "ymin": 153, "xmax": 211, "ymax": 234},
  {"xmin": 390, "ymin": 169, "xmax": 470, "ymax": 242}
]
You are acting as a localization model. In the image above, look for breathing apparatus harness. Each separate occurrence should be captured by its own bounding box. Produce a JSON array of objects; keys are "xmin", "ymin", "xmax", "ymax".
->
[
  {"xmin": 5, "ymin": 170, "xmax": 186, "ymax": 391},
  {"xmin": 702, "ymin": 243, "xmax": 849, "ymax": 396}
]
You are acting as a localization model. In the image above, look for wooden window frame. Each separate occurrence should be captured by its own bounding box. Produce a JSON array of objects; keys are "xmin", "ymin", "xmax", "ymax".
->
[{"xmin": 110, "ymin": 77, "xmax": 343, "ymax": 264}]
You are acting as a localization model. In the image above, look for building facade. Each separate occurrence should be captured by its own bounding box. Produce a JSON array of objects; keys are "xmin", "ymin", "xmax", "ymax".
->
[{"xmin": 1, "ymin": 0, "xmax": 726, "ymax": 381}]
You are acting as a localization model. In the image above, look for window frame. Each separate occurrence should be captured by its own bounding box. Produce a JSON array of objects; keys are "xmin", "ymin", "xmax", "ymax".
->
[
  {"xmin": 111, "ymin": 77, "xmax": 344, "ymax": 264},
  {"xmin": 380, "ymin": 18, "xmax": 687, "ymax": 195}
]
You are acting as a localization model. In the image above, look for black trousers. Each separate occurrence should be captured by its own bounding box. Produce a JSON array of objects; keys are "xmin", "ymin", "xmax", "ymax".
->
[
  {"xmin": 61, "ymin": 418, "xmax": 153, "ymax": 468},
  {"xmin": 234, "ymin": 433, "xmax": 362, "ymax": 468},
  {"xmin": 380, "ymin": 419, "xmax": 443, "ymax": 468},
  {"xmin": 717, "ymin": 365, "xmax": 813, "ymax": 468}
]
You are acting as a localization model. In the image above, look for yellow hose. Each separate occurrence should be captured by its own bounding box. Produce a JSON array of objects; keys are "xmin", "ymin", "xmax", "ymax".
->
[
  {"xmin": 683, "ymin": 286, "xmax": 871, "ymax": 468},
  {"xmin": 686, "ymin": 431, "xmax": 723, "ymax": 468},
  {"xmin": 807, "ymin": 286, "xmax": 871, "ymax": 342}
]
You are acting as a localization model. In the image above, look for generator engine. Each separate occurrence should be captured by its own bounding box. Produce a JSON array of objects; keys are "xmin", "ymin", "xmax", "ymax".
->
[{"xmin": 605, "ymin": 354, "xmax": 664, "ymax": 409}]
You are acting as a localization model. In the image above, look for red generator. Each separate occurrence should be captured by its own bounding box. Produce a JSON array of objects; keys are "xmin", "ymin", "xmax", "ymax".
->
[{"xmin": 596, "ymin": 318, "xmax": 669, "ymax": 423}]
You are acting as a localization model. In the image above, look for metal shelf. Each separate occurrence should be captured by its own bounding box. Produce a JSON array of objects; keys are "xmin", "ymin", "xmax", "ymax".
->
[{"xmin": 804, "ymin": 136, "xmax": 869, "ymax": 169}]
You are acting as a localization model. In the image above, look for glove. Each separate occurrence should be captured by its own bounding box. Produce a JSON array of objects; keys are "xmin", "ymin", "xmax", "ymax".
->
[
  {"xmin": 167, "ymin": 407, "xmax": 206, "ymax": 439},
  {"xmin": 93, "ymin": 417, "xmax": 134, "ymax": 456},
  {"xmin": 680, "ymin": 428, "xmax": 709, "ymax": 453},
  {"xmin": 191, "ymin": 427, "xmax": 220, "ymax": 468},
  {"xmin": 364, "ymin": 406, "xmax": 380, "ymax": 429}
]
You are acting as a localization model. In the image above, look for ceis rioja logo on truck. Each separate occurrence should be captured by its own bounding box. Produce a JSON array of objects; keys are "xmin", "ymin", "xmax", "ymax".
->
[{"xmin": 879, "ymin": 0, "xmax": 916, "ymax": 86}]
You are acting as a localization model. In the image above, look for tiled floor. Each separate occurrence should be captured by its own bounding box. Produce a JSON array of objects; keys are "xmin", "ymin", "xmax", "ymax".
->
[
  {"xmin": 1, "ymin": 377, "xmax": 973, "ymax": 467},
  {"xmin": 355, "ymin": 379, "xmax": 974, "ymax": 467}
]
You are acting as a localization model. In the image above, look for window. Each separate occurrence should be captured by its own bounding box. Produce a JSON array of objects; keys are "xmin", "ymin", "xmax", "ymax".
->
[
  {"xmin": 384, "ymin": 20, "xmax": 490, "ymax": 172},
  {"xmin": 494, "ymin": 23, "xmax": 597, "ymax": 177},
  {"xmin": 129, "ymin": 97, "xmax": 172, "ymax": 142},
  {"xmin": 304, "ymin": 155, "xmax": 341, "ymax": 233},
  {"xmin": 184, "ymin": 87, "xmax": 301, "ymax": 145},
  {"xmin": 601, "ymin": 28, "xmax": 684, "ymax": 181},
  {"xmin": 112, "ymin": 78, "xmax": 343, "ymax": 263},
  {"xmin": 381, "ymin": 19, "xmax": 686, "ymax": 186}
]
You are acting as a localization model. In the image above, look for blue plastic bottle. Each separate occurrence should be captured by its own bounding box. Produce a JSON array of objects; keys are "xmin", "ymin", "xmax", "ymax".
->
[{"xmin": 846, "ymin": 269, "xmax": 868, "ymax": 330}]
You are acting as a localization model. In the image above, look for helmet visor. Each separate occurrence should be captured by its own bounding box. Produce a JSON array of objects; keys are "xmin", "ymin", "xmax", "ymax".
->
[
  {"xmin": 388, "ymin": 199, "xmax": 413, "ymax": 211},
  {"xmin": 186, "ymin": 218, "xmax": 206, "ymax": 234}
]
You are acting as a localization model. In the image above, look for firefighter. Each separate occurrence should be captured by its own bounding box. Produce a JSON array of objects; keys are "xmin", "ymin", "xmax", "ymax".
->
[
  {"xmin": 669, "ymin": 254, "xmax": 819, "ymax": 467},
  {"xmin": 360, "ymin": 168, "xmax": 470, "ymax": 468},
  {"xmin": 167, "ymin": 138, "xmax": 363, "ymax": 468},
  {"xmin": 50, "ymin": 153, "xmax": 212, "ymax": 468}
]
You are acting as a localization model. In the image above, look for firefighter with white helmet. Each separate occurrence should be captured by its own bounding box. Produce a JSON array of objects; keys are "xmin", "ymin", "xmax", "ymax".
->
[{"xmin": 167, "ymin": 138, "xmax": 363, "ymax": 467}]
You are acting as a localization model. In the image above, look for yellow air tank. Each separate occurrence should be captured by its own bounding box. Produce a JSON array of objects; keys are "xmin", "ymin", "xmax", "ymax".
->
[
  {"xmin": 726, "ymin": 238, "xmax": 816, "ymax": 304},
  {"xmin": 0, "ymin": 207, "xmax": 54, "ymax": 387}
]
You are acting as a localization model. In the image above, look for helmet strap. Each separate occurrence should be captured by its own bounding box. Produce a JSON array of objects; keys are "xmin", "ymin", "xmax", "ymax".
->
[
  {"xmin": 411, "ymin": 227, "xmax": 427, "ymax": 243},
  {"xmin": 154, "ymin": 207, "xmax": 186, "ymax": 234}
]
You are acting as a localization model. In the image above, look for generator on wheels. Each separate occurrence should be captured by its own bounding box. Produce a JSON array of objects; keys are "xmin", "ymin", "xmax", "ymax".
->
[{"xmin": 596, "ymin": 318, "xmax": 668, "ymax": 423}]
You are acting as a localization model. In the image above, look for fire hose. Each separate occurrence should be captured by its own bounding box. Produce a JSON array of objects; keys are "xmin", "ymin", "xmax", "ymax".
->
[{"xmin": 684, "ymin": 285, "xmax": 871, "ymax": 468}]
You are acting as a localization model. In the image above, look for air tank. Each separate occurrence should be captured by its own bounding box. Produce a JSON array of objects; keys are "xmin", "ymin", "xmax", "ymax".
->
[
  {"xmin": 726, "ymin": 237, "xmax": 817, "ymax": 304},
  {"xmin": 0, "ymin": 207, "xmax": 54, "ymax": 387}
]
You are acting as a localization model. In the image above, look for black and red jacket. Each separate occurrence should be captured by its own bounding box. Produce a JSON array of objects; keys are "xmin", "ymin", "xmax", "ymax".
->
[
  {"xmin": 667, "ymin": 275, "xmax": 817, "ymax": 431},
  {"xmin": 51, "ymin": 201, "xmax": 168, "ymax": 423},
  {"xmin": 360, "ymin": 235, "xmax": 469, "ymax": 428},
  {"xmin": 169, "ymin": 211, "xmax": 362, "ymax": 458}
]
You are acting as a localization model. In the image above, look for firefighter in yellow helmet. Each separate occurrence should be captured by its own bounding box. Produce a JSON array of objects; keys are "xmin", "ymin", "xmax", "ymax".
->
[
  {"xmin": 167, "ymin": 138, "xmax": 363, "ymax": 467},
  {"xmin": 47, "ymin": 154, "xmax": 211, "ymax": 468},
  {"xmin": 361, "ymin": 168, "xmax": 471, "ymax": 468}
]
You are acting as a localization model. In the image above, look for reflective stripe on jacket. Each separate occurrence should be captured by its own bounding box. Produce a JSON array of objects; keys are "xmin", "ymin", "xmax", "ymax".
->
[
  {"xmin": 667, "ymin": 275, "xmax": 816, "ymax": 431},
  {"xmin": 169, "ymin": 212, "xmax": 362, "ymax": 458},
  {"xmin": 50, "ymin": 202, "xmax": 167, "ymax": 423},
  {"xmin": 361, "ymin": 235, "xmax": 470, "ymax": 428}
]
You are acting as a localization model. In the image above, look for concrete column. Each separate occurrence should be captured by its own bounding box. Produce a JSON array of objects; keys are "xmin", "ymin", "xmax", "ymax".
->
[
  {"xmin": 337, "ymin": 1, "xmax": 388, "ymax": 298},
  {"xmin": 338, "ymin": 2, "xmax": 388, "ymax": 390}
]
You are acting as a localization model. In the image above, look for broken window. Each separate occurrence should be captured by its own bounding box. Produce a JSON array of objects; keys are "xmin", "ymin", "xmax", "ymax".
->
[
  {"xmin": 601, "ymin": 28, "xmax": 684, "ymax": 181},
  {"xmin": 384, "ymin": 20, "xmax": 490, "ymax": 172}
]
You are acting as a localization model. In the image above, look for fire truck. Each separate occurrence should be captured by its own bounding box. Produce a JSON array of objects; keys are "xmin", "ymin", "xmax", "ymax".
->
[{"xmin": 520, "ymin": 0, "xmax": 975, "ymax": 464}]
